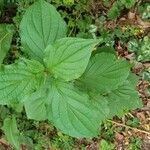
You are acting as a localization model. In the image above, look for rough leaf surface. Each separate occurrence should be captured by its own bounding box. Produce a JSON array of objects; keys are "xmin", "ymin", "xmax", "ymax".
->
[
  {"xmin": 106, "ymin": 80, "xmax": 142, "ymax": 118},
  {"xmin": 0, "ymin": 25, "xmax": 13, "ymax": 64},
  {"xmin": 0, "ymin": 59, "xmax": 44, "ymax": 105},
  {"xmin": 20, "ymin": 0, "xmax": 67, "ymax": 62},
  {"xmin": 80, "ymin": 52, "xmax": 130, "ymax": 93},
  {"xmin": 24, "ymin": 88, "xmax": 47, "ymax": 121},
  {"xmin": 46, "ymin": 80, "xmax": 106, "ymax": 138},
  {"xmin": 44, "ymin": 38, "xmax": 99, "ymax": 81}
]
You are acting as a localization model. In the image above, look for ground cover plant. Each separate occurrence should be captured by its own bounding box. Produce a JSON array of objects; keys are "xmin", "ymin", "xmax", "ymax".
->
[{"xmin": 0, "ymin": 0, "xmax": 149, "ymax": 149}]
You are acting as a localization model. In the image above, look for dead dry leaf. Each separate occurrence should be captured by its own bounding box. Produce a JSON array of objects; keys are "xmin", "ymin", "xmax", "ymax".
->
[{"xmin": 136, "ymin": 16, "xmax": 150, "ymax": 29}]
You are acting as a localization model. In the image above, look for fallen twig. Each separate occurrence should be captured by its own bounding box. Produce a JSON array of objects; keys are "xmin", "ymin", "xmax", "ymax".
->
[{"xmin": 107, "ymin": 120, "xmax": 150, "ymax": 135}]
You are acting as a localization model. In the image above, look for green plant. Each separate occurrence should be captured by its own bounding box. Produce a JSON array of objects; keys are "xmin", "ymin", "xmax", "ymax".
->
[
  {"xmin": 108, "ymin": 0, "xmax": 136, "ymax": 19},
  {"xmin": 0, "ymin": 24, "xmax": 14, "ymax": 64},
  {"xmin": 2, "ymin": 116, "xmax": 34, "ymax": 150},
  {"xmin": 129, "ymin": 137, "xmax": 142, "ymax": 150},
  {"xmin": 0, "ymin": 0, "xmax": 142, "ymax": 148},
  {"xmin": 99, "ymin": 139, "xmax": 115, "ymax": 150},
  {"xmin": 126, "ymin": 117, "xmax": 140, "ymax": 127},
  {"xmin": 0, "ymin": 0, "xmax": 4, "ymax": 15},
  {"xmin": 128, "ymin": 36, "xmax": 150, "ymax": 62},
  {"xmin": 138, "ymin": 3, "xmax": 150, "ymax": 20},
  {"xmin": 51, "ymin": 132, "xmax": 74, "ymax": 150}
]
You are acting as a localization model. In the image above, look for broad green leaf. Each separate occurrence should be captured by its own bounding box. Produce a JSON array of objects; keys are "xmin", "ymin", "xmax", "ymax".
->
[
  {"xmin": 20, "ymin": 0, "xmax": 67, "ymax": 62},
  {"xmin": 89, "ymin": 92, "xmax": 109, "ymax": 121},
  {"xmin": 24, "ymin": 88, "xmax": 47, "ymax": 121},
  {"xmin": 0, "ymin": 24, "xmax": 13, "ymax": 64},
  {"xmin": 2, "ymin": 116, "xmax": 21, "ymax": 150},
  {"xmin": 106, "ymin": 80, "xmax": 142, "ymax": 118},
  {"xmin": 0, "ymin": 59, "xmax": 44, "ymax": 105},
  {"xmin": 44, "ymin": 38, "xmax": 99, "ymax": 81},
  {"xmin": 80, "ymin": 52, "xmax": 130, "ymax": 93},
  {"xmin": 47, "ymin": 80, "xmax": 105, "ymax": 138},
  {"xmin": 127, "ymin": 73, "xmax": 139, "ymax": 87}
]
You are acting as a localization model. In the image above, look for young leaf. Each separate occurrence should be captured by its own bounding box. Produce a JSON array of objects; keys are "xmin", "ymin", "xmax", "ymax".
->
[
  {"xmin": 106, "ymin": 80, "xmax": 142, "ymax": 118},
  {"xmin": 47, "ymin": 80, "xmax": 105, "ymax": 138},
  {"xmin": 20, "ymin": 0, "xmax": 67, "ymax": 62},
  {"xmin": 0, "ymin": 24, "xmax": 13, "ymax": 64},
  {"xmin": 2, "ymin": 116, "xmax": 21, "ymax": 150},
  {"xmin": 44, "ymin": 38, "xmax": 99, "ymax": 81},
  {"xmin": 80, "ymin": 52, "xmax": 130, "ymax": 93},
  {"xmin": 0, "ymin": 59, "xmax": 44, "ymax": 105}
]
